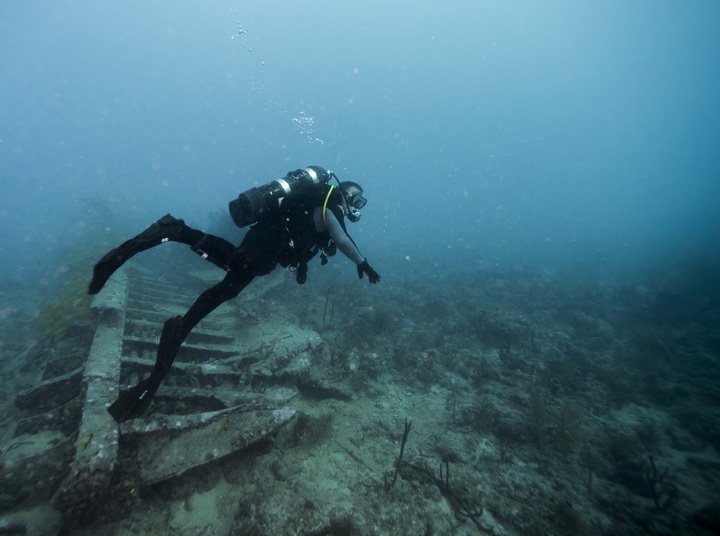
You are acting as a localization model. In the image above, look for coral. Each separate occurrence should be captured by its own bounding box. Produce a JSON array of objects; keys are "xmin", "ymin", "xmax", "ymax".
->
[{"xmin": 644, "ymin": 455, "xmax": 679, "ymax": 510}]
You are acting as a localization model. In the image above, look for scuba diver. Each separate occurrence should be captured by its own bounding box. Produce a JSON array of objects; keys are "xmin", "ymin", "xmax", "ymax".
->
[{"xmin": 88, "ymin": 165, "xmax": 380, "ymax": 422}]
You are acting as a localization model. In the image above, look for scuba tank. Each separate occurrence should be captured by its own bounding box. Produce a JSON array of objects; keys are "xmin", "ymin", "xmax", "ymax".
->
[{"xmin": 229, "ymin": 166, "xmax": 332, "ymax": 228}]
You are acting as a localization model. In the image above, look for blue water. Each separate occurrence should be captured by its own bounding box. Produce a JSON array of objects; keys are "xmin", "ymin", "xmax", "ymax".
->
[
  {"xmin": 2, "ymin": 0, "xmax": 718, "ymax": 288},
  {"xmin": 2, "ymin": 2, "xmax": 720, "ymax": 533}
]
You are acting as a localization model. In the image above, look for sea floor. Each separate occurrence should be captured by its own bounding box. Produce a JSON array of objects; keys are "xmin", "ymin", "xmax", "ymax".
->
[{"xmin": 1, "ymin": 259, "xmax": 719, "ymax": 535}]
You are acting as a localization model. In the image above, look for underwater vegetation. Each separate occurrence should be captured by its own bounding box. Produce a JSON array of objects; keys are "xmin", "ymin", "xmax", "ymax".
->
[
  {"xmin": 35, "ymin": 220, "xmax": 125, "ymax": 342},
  {"xmin": 271, "ymin": 263, "xmax": 720, "ymax": 534},
  {"xmin": 36, "ymin": 275, "xmax": 96, "ymax": 341},
  {"xmin": 4, "ymin": 218, "xmax": 719, "ymax": 535}
]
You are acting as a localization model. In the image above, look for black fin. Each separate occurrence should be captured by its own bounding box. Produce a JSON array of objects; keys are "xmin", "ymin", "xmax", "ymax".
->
[
  {"xmin": 88, "ymin": 240, "xmax": 137, "ymax": 295},
  {"xmin": 108, "ymin": 316, "xmax": 184, "ymax": 423},
  {"xmin": 107, "ymin": 374, "xmax": 164, "ymax": 423},
  {"xmin": 88, "ymin": 214, "xmax": 185, "ymax": 295}
]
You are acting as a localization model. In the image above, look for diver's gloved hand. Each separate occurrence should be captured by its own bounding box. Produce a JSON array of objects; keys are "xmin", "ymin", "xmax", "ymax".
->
[{"xmin": 357, "ymin": 259, "xmax": 380, "ymax": 284}]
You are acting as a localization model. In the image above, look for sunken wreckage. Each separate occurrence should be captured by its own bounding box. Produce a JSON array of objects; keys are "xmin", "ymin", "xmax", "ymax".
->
[{"xmin": 2, "ymin": 266, "xmax": 344, "ymax": 529}]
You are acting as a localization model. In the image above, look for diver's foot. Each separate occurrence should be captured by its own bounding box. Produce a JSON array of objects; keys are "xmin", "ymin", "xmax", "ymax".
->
[
  {"xmin": 296, "ymin": 265, "xmax": 308, "ymax": 285},
  {"xmin": 88, "ymin": 214, "xmax": 185, "ymax": 295},
  {"xmin": 107, "ymin": 374, "xmax": 164, "ymax": 422},
  {"xmin": 88, "ymin": 242, "xmax": 132, "ymax": 295}
]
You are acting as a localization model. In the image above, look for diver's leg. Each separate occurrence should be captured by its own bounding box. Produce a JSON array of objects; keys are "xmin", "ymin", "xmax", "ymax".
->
[
  {"xmin": 89, "ymin": 214, "xmax": 241, "ymax": 294},
  {"xmin": 89, "ymin": 214, "xmax": 205, "ymax": 294},
  {"xmin": 107, "ymin": 315, "xmax": 185, "ymax": 422},
  {"xmin": 189, "ymin": 233, "xmax": 239, "ymax": 271},
  {"xmin": 108, "ymin": 267, "xmax": 255, "ymax": 422}
]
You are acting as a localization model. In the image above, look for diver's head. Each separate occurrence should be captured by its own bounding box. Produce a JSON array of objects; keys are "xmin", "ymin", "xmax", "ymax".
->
[{"xmin": 339, "ymin": 181, "xmax": 366, "ymax": 222}]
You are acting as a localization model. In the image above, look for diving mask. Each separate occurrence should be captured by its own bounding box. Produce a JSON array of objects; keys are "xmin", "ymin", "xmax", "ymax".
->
[{"xmin": 345, "ymin": 191, "xmax": 365, "ymax": 222}]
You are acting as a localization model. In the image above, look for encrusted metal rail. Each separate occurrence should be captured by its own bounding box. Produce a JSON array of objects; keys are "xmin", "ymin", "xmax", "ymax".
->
[{"xmin": 5, "ymin": 267, "xmax": 299, "ymax": 528}]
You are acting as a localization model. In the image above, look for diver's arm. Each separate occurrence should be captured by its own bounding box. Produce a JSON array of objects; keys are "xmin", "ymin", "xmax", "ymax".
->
[{"xmin": 316, "ymin": 207, "xmax": 365, "ymax": 264}]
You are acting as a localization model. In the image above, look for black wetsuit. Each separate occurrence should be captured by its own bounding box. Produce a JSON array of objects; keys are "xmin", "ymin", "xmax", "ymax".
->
[{"xmin": 98, "ymin": 185, "xmax": 349, "ymax": 422}]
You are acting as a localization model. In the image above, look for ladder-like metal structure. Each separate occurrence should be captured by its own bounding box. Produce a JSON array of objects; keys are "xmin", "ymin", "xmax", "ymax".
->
[{"xmin": 7, "ymin": 267, "xmax": 300, "ymax": 527}]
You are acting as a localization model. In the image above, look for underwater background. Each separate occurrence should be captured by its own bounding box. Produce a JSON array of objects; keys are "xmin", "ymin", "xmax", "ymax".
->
[{"xmin": 1, "ymin": 1, "xmax": 719, "ymax": 535}]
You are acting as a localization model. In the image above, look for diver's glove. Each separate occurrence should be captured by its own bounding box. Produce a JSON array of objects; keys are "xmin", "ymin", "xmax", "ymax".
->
[{"xmin": 357, "ymin": 259, "xmax": 380, "ymax": 284}]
